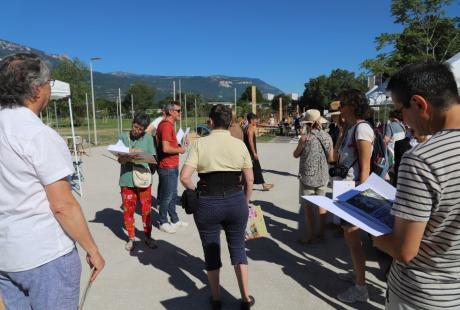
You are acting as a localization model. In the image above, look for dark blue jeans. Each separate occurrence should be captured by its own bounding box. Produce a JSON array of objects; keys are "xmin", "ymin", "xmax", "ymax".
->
[
  {"xmin": 194, "ymin": 191, "xmax": 249, "ymax": 271},
  {"xmin": 158, "ymin": 167, "xmax": 179, "ymax": 225}
]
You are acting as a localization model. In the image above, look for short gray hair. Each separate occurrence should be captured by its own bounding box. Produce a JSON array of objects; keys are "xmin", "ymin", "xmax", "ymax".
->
[
  {"xmin": 0, "ymin": 53, "xmax": 51, "ymax": 108},
  {"xmin": 164, "ymin": 101, "xmax": 180, "ymax": 114}
]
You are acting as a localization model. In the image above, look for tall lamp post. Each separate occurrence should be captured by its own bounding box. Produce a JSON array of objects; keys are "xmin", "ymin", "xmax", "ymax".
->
[{"xmin": 90, "ymin": 57, "xmax": 102, "ymax": 145}]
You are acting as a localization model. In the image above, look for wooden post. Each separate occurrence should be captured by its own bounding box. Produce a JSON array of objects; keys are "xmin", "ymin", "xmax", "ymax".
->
[
  {"xmin": 279, "ymin": 97, "xmax": 283, "ymax": 122},
  {"xmin": 251, "ymin": 85, "xmax": 257, "ymax": 114}
]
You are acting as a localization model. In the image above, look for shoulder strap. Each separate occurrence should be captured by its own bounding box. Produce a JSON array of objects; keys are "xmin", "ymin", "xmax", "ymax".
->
[{"xmin": 311, "ymin": 132, "xmax": 328, "ymax": 159}]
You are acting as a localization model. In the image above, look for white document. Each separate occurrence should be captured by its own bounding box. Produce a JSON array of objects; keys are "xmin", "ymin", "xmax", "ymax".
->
[
  {"xmin": 176, "ymin": 127, "xmax": 190, "ymax": 145},
  {"xmin": 176, "ymin": 128, "xmax": 185, "ymax": 144},
  {"xmin": 107, "ymin": 140, "xmax": 157, "ymax": 164},
  {"xmin": 333, "ymin": 180, "xmax": 355, "ymax": 200},
  {"xmin": 107, "ymin": 140, "xmax": 130, "ymax": 156},
  {"xmin": 303, "ymin": 173, "xmax": 396, "ymax": 236},
  {"xmin": 332, "ymin": 181, "xmax": 355, "ymax": 224}
]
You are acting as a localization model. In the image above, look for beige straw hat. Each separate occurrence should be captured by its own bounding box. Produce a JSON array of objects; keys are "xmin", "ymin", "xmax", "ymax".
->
[{"xmin": 300, "ymin": 109, "xmax": 327, "ymax": 124}]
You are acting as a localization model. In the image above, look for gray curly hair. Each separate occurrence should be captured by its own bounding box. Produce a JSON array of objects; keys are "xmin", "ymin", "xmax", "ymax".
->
[{"xmin": 0, "ymin": 53, "xmax": 51, "ymax": 108}]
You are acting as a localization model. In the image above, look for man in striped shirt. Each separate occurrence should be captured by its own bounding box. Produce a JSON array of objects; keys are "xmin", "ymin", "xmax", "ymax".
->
[{"xmin": 374, "ymin": 62, "xmax": 460, "ymax": 309}]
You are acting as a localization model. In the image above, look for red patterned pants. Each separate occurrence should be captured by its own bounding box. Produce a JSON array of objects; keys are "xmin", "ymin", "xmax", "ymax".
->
[{"xmin": 121, "ymin": 186, "xmax": 152, "ymax": 240}]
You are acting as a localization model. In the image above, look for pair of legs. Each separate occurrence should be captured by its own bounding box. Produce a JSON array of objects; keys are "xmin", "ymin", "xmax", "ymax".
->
[
  {"xmin": 343, "ymin": 225, "xmax": 366, "ymax": 286},
  {"xmin": 158, "ymin": 167, "xmax": 179, "ymax": 225},
  {"xmin": 121, "ymin": 186, "xmax": 152, "ymax": 241},
  {"xmin": 251, "ymin": 159, "xmax": 273, "ymax": 191},
  {"xmin": 194, "ymin": 191, "xmax": 251, "ymax": 302},
  {"xmin": 0, "ymin": 248, "xmax": 81, "ymax": 310},
  {"xmin": 299, "ymin": 183, "xmax": 327, "ymax": 243}
]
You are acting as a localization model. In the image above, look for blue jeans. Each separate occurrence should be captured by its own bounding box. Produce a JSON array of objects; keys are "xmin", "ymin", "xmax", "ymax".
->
[
  {"xmin": 158, "ymin": 167, "xmax": 179, "ymax": 225},
  {"xmin": 0, "ymin": 248, "xmax": 81, "ymax": 310}
]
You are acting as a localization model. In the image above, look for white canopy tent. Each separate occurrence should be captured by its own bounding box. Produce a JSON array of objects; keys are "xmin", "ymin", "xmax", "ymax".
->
[
  {"xmin": 50, "ymin": 80, "xmax": 83, "ymax": 197},
  {"xmin": 447, "ymin": 51, "xmax": 460, "ymax": 91}
]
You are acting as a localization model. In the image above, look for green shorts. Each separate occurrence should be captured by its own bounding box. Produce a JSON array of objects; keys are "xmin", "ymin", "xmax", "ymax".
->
[{"xmin": 299, "ymin": 181, "xmax": 327, "ymax": 206}]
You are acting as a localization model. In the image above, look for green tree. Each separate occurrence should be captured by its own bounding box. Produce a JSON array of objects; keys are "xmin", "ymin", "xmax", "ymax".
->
[
  {"xmin": 122, "ymin": 82, "xmax": 156, "ymax": 114},
  {"xmin": 300, "ymin": 69, "xmax": 366, "ymax": 111},
  {"xmin": 238, "ymin": 86, "xmax": 266, "ymax": 103},
  {"xmin": 362, "ymin": 0, "xmax": 460, "ymax": 75},
  {"xmin": 51, "ymin": 58, "xmax": 90, "ymax": 118}
]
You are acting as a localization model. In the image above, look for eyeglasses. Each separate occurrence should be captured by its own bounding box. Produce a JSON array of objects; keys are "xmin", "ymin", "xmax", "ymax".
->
[
  {"xmin": 173, "ymin": 109, "xmax": 182, "ymax": 113},
  {"xmin": 48, "ymin": 79, "xmax": 55, "ymax": 87}
]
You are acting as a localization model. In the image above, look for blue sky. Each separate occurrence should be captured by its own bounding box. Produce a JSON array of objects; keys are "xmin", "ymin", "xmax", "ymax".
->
[{"xmin": 1, "ymin": 1, "xmax": 458, "ymax": 94}]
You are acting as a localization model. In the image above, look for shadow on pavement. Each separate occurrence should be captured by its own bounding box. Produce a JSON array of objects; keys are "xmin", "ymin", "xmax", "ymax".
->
[
  {"xmin": 246, "ymin": 200, "xmax": 386, "ymax": 309},
  {"xmin": 262, "ymin": 169, "xmax": 298, "ymax": 177},
  {"xmin": 89, "ymin": 208, "xmax": 242, "ymax": 309},
  {"xmin": 131, "ymin": 240, "xmax": 240, "ymax": 310}
]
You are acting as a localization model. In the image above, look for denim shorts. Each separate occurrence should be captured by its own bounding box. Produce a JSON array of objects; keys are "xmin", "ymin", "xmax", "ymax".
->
[{"xmin": 0, "ymin": 247, "xmax": 81, "ymax": 310}]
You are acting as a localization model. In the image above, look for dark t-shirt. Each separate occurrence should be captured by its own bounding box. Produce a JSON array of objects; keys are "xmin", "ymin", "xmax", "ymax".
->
[{"xmin": 157, "ymin": 120, "xmax": 179, "ymax": 168}]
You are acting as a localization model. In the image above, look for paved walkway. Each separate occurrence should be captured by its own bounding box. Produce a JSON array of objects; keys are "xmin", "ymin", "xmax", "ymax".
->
[{"xmin": 76, "ymin": 143, "xmax": 387, "ymax": 310}]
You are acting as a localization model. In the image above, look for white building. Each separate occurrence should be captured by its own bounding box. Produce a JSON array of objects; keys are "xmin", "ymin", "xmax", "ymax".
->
[{"xmin": 263, "ymin": 93, "xmax": 275, "ymax": 101}]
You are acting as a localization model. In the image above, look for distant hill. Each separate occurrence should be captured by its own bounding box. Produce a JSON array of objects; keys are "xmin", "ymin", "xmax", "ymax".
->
[{"xmin": 0, "ymin": 39, "xmax": 283, "ymax": 102}]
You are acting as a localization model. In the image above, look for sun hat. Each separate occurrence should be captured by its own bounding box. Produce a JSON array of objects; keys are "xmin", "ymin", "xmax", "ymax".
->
[{"xmin": 300, "ymin": 109, "xmax": 327, "ymax": 124}]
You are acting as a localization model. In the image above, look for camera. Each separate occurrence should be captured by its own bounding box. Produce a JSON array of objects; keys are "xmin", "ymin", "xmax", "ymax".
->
[{"xmin": 329, "ymin": 165, "xmax": 349, "ymax": 178}]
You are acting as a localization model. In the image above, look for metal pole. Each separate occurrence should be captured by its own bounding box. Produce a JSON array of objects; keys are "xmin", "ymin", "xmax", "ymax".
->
[
  {"xmin": 185, "ymin": 94, "xmax": 188, "ymax": 128},
  {"xmin": 234, "ymin": 88, "xmax": 237, "ymax": 115},
  {"xmin": 131, "ymin": 94, "xmax": 134, "ymax": 119},
  {"xmin": 116, "ymin": 95, "xmax": 120, "ymax": 134},
  {"xmin": 90, "ymin": 61, "xmax": 98, "ymax": 145},
  {"xmin": 68, "ymin": 98, "xmax": 83, "ymax": 196},
  {"xmin": 173, "ymin": 81, "xmax": 176, "ymax": 101},
  {"xmin": 179, "ymin": 79, "xmax": 182, "ymax": 129},
  {"xmin": 194, "ymin": 97, "xmax": 197, "ymax": 133},
  {"xmin": 54, "ymin": 101, "xmax": 59, "ymax": 129},
  {"xmin": 85, "ymin": 93, "xmax": 91, "ymax": 147},
  {"xmin": 119, "ymin": 88, "xmax": 123, "ymax": 133}
]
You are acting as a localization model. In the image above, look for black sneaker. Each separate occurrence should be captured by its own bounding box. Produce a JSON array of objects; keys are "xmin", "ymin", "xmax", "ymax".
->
[{"xmin": 240, "ymin": 295, "xmax": 255, "ymax": 310}]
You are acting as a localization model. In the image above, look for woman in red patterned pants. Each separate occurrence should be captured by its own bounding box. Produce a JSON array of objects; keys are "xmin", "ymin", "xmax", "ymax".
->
[
  {"xmin": 121, "ymin": 187, "xmax": 155, "ymax": 250},
  {"xmin": 117, "ymin": 112, "xmax": 158, "ymax": 251}
]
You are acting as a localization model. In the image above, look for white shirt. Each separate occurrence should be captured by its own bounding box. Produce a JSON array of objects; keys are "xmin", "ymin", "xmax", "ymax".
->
[
  {"xmin": 0, "ymin": 107, "xmax": 75, "ymax": 272},
  {"xmin": 338, "ymin": 122, "xmax": 374, "ymax": 181}
]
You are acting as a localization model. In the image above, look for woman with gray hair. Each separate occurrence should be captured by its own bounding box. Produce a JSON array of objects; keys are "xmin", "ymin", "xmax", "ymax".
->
[{"xmin": 0, "ymin": 53, "xmax": 104, "ymax": 309}]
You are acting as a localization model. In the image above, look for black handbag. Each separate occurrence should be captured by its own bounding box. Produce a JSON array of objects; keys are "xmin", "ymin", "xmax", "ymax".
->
[{"xmin": 181, "ymin": 189, "xmax": 199, "ymax": 214}]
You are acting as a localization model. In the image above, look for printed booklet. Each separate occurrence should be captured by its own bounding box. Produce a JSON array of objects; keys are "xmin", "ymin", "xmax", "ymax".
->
[{"xmin": 303, "ymin": 173, "xmax": 396, "ymax": 236}]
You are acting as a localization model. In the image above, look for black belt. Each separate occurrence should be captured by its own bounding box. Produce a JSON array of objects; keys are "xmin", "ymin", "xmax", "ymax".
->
[
  {"xmin": 198, "ymin": 187, "xmax": 242, "ymax": 197},
  {"xmin": 197, "ymin": 171, "xmax": 242, "ymax": 197}
]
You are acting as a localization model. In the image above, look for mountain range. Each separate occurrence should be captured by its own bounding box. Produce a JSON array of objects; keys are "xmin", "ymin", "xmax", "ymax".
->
[{"xmin": 0, "ymin": 39, "xmax": 282, "ymax": 101}]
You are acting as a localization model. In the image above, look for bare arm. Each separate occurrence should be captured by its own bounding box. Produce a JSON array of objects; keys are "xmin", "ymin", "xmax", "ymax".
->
[
  {"xmin": 45, "ymin": 179, "xmax": 105, "ymax": 281},
  {"xmin": 162, "ymin": 140, "xmax": 186, "ymax": 154},
  {"xmin": 180, "ymin": 164, "xmax": 196, "ymax": 190},
  {"xmin": 373, "ymin": 217, "xmax": 427, "ymax": 264},
  {"xmin": 247, "ymin": 126, "xmax": 257, "ymax": 159},
  {"xmin": 293, "ymin": 135, "xmax": 306, "ymax": 158},
  {"xmin": 327, "ymin": 143, "xmax": 334, "ymax": 163},
  {"xmin": 243, "ymin": 168, "xmax": 254, "ymax": 204},
  {"xmin": 356, "ymin": 139, "xmax": 372, "ymax": 184}
]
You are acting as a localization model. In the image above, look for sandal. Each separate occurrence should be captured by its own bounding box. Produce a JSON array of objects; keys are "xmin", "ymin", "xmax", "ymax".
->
[
  {"xmin": 125, "ymin": 239, "xmax": 134, "ymax": 251},
  {"xmin": 209, "ymin": 296, "xmax": 222, "ymax": 310},
  {"xmin": 144, "ymin": 237, "xmax": 158, "ymax": 249},
  {"xmin": 240, "ymin": 295, "xmax": 255, "ymax": 310}
]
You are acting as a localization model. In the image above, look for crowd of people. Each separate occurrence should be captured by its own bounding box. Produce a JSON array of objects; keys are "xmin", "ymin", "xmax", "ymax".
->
[{"xmin": 1, "ymin": 52, "xmax": 460, "ymax": 310}]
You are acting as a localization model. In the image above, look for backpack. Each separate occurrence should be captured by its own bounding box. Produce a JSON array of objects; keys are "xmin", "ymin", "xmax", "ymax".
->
[{"xmin": 354, "ymin": 122, "xmax": 390, "ymax": 178}]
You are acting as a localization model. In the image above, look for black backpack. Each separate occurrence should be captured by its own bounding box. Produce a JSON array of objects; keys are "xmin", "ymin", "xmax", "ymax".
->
[{"xmin": 354, "ymin": 122, "xmax": 390, "ymax": 178}]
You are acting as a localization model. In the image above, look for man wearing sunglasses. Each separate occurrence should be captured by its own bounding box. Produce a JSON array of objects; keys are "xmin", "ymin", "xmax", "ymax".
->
[{"xmin": 156, "ymin": 102, "xmax": 189, "ymax": 234}]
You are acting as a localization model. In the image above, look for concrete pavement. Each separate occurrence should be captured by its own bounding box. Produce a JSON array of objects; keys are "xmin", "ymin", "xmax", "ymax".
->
[{"xmin": 76, "ymin": 142, "xmax": 387, "ymax": 310}]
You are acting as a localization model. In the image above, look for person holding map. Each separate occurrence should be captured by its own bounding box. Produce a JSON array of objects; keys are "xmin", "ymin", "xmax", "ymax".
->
[
  {"xmin": 118, "ymin": 112, "xmax": 158, "ymax": 251},
  {"xmin": 374, "ymin": 63, "xmax": 460, "ymax": 310}
]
